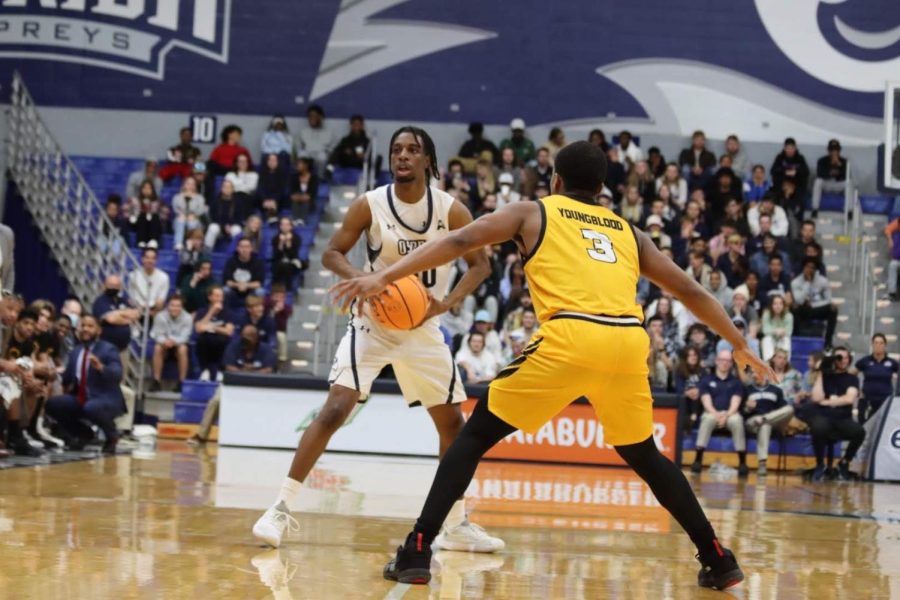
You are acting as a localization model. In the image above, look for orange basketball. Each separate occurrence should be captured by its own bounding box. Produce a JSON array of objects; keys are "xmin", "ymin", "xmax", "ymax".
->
[{"xmin": 368, "ymin": 275, "xmax": 431, "ymax": 330}]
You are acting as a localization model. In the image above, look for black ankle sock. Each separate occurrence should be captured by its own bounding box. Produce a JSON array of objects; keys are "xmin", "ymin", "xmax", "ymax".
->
[
  {"xmin": 695, "ymin": 449, "xmax": 705, "ymax": 464},
  {"xmin": 738, "ymin": 451, "xmax": 746, "ymax": 466}
]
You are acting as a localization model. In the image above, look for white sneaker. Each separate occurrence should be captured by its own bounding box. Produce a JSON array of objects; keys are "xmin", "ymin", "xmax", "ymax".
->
[
  {"xmin": 251, "ymin": 549, "xmax": 297, "ymax": 593},
  {"xmin": 216, "ymin": 371, "xmax": 224, "ymax": 382},
  {"xmin": 252, "ymin": 502, "xmax": 300, "ymax": 548},
  {"xmin": 433, "ymin": 520, "xmax": 505, "ymax": 553},
  {"xmin": 199, "ymin": 369, "xmax": 210, "ymax": 381}
]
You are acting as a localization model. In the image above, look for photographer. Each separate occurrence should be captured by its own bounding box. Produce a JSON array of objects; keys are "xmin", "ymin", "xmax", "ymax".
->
[{"xmin": 808, "ymin": 347, "xmax": 865, "ymax": 481}]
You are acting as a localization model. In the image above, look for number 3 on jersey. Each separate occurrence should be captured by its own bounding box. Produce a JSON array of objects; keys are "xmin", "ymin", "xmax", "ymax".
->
[
  {"xmin": 419, "ymin": 269, "xmax": 437, "ymax": 288},
  {"xmin": 581, "ymin": 229, "xmax": 617, "ymax": 263}
]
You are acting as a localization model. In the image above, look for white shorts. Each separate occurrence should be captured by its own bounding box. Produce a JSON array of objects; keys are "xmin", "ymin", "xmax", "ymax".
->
[{"xmin": 328, "ymin": 316, "xmax": 467, "ymax": 408}]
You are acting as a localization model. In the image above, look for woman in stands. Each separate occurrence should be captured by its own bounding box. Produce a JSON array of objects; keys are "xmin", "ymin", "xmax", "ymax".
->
[
  {"xmin": 657, "ymin": 162, "xmax": 689, "ymax": 209},
  {"xmin": 208, "ymin": 125, "xmax": 252, "ymax": 178},
  {"xmin": 627, "ymin": 160, "xmax": 657, "ymax": 204},
  {"xmin": 271, "ymin": 217, "xmax": 304, "ymax": 289},
  {"xmin": 243, "ymin": 215, "xmax": 264, "ymax": 254},
  {"xmin": 769, "ymin": 348, "xmax": 804, "ymax": 407},
  {"xmin": 257, "ymin": 153, "xmax": 288, "ymax": 224},
  {"xmin": 130, "ymin": 180, "xmax": 163, "ymax": 249},
  {"xmin": 619, "ymin": 185, "xmax": 644, "ymax": 226},
  {"xmin": 674, "ymin": 346, "xmax": 708, "ymax": 431},
  {"xmin": 289, "ymin": 157, "xmax": 318, "ymax": 225},
  {"xmin": 226, "ymin": 154, "xmax": 259, "ymax": 218},
  {"xmin": 211, "ymin": 180, "xmax": 243, "ymax": 241},
  {"xmin": 745, "ymin": 165, "xmax": 770, "ymax": 205},
  {"xmin": 176, "ymin": 229, "xmax": 211, "ymax": 287},
  {"xmin": 172, "ymin": 176, "xmax": 210, "ymax": 250},
  {"xmin": 261, "ymin": 115, "xmax": 293, "ymax": 168},
  {"xmin": 761, "ymin": 294, "xmax": 793, "ymax": 360}
]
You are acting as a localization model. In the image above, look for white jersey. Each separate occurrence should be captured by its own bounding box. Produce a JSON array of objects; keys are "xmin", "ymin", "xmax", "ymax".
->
[{"xmin": 365, "ymin": 184, "xmax": 455, "ymax": 304}]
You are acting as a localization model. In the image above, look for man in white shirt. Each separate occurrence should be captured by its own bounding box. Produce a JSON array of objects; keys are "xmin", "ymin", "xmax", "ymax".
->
[
  {"xmin": 747, "ymin": 196, "xmax": 789, "ymax": 238},
  {"xmin": 455, "ymin": 332, "xmax": 503, "ymax": 384},
  {"xmin": 296, "ymin": 104, "xmax": 336, "ymax": 175},
  {"xmin": 509, "ymin": 307, "xmax": 539, "ymax": 345},
  {"xmin": 496, "ymin": 172, "xmax": 521, "ymax": 209},
  {"xmin": 127, "ymin": 248, "xmax": 170, "ymax": 318},
  {"xmin": 150, "ymin": 295, "xmax": 194, "ymax": 391},
  {"xmin": 616, "ymin": 130, "xmax": 644, "ymax": 168}
]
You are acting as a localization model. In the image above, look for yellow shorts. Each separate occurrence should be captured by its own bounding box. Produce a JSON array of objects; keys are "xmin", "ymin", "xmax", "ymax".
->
[{"xmin": 488, "ymin": 313, "xmax": 653, "ymax": 446}]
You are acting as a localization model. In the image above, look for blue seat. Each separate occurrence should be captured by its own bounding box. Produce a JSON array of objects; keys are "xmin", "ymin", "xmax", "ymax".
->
[
  {"xmin": 791, "ymin": 355, "xmax": 810, "ymax": 373},
  {"xmin": 860, "ymin": 195, "xmax": 892, "ymax": 215},
  {"xmin": 792, "ymin": 336, "xmax": 825, "ymax": 355},
  {"xmin": 332, "ymin": 167, "xmax": 362, "ymax": 186},
  {"xmin": 173, "ymin": 402, "xmax": 207, "ymax": 423},
  {"xmin": 181, "ymin": 380, "xmax": 218, "ymax": 403}
]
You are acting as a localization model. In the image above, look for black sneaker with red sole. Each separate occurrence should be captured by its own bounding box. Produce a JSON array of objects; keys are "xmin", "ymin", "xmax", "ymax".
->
[
  {"xmin": 697, "ymin": 543, "xmax": 744, "ymax": 590},
  {"xmin": 383, "ymin": 531, "xmax": 432, "ymax": 585}
]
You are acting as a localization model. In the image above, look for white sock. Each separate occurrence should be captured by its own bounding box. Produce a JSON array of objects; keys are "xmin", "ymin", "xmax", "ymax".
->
[
  {"xmin": 443, "ymin": 499, "xmax": 467, "ymax": 530},
  {"xmin": 275, "ymin": 477, "xmax": 302, "ymax": 511}
]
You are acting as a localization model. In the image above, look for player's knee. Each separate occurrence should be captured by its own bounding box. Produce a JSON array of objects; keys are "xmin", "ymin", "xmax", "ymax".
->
[
  {"xmin": 614, "ymin": 436, "xmax": 660, "ymax": 470},
  {"xmin": 315, "ymin": 403, "xmax": 352, "ymax": 431}
]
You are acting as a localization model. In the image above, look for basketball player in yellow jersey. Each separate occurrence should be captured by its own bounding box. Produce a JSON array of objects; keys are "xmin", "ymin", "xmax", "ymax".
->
[{"xmin": 333, "ymin": 141, "xmax": 775, "ymax": 590}]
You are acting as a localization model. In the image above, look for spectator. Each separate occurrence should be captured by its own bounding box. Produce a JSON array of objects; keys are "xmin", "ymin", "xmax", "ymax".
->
[
  {"xmin": 194, "ymin": 285, "xmax": 237, "ymax": 380},
  {"xmin": 721, "ymin": 198, "xmax": 751, "ymax": 239},
  {"xmin": 748, "ymin": 195, "xmax": 789, "ymax": 238},
  {"xmin": 742, "ymin": 370, "xmax": 794, "ymax": 476},
  {"xmin": 224, "ymin": 238, "xmax": 265, "ymax": 309},
  {"xmin": 99, "ymin": 194, "xmax": 128, "ymax": 257},
  {"xmin": 789, "ymin": 219, "xmax": 818, "ymax": 274},
  {"xmin": 750, "ymin": 233, "xmax": 791, "ymax": 280},
  {"xmin": 224, "ymin": 323, "xmax": 276, "ymax": 373},
  {"xmin": 744, "ymin": 271, "xmax": 763, "ymax": 314},
  {"xmin": 715, "ymin": 234, "xmax": 749, "ymax": 288},
  {"xmin": 463, "ymin": 247, "xmax": 501, "ymax": 323},
  {"xmin": 709, "ymin": 220, "xmax": 737, "ymax": 262},
  {"xmin": 647, "ymin": 316, "xmax": 674, "ymax": 390},
  {"xmin": 499, "ymin": 260, "xmax": 527, "ymax": 308},
  {"xmin": 175, "ymin": 229, "xmax": 211, "ymax": 287},
  {"xmin": 674, "ymin": 346, "xmax": 708, "ymax": 430},
  {"xmin": 722, "ymin": 135, "xmax": 751, "ymax": 180},
  {"xmin": 544, "ymin": 127, "xmax": 566, "ymax": 164},
  {"xmin": 685, "ymin": 323, "xmax": 716, "ymax": 369},
  {"xmin": 715, "ymin": 317, "xmax": 760, "ymax": 358},
  {"xmin": 474, "ymin": 159, "xmax": 497, "ymax": 207},
  {"xmin": 54, "ymin": 314, "xmax": 74, "ymax": 367},
  {"xmin": 444, "ymin": 159, "xmax": 474, "ymax": 208},
  {"xmin": 811, "ymin": 139, "xmax": 849, "ymax": 219},
  {"xmin": 626, "ymin": 160, "xmax": 657, "ymax": 204},
  {"xmin": 238, "ymin": 295, "xmax": 277, "ymax": 348},
  {"xmin": 46, "ymin": 314, "xmax": 125, "ymax": 453},
  {"xmin": 775, "ymin": 176, "xmax": 805, "ymax": 227},
  {"xmin": 129, "ymin": 181, "xmax": 163, "ymax": 249},
  {"xmin": 605, "ymin": 147, "xmax": 626, "ymax": 202},
  {"xmin": 226, "ymin": 154, "xmax": 259, "ymax": 208},
  {"xmin": 682, "ymin": 200, "xmax": 710, "ymax": 241},
  {"xmin": 746, "ymin": 213, "xmax": 777, "ymax": 257},
  {"xmin": 441, "ymin": 301, "xmax": 472, "ymax": 354},
  {"xmin": 330, "ymin": 114, "xmax": 369, "ymax": 169},
  {"xmin": 508, "ymin": 307, "xmax": 539, "ymax": 345},
  {"xmin": 729, "ymin": 286, "xmax": 759, "ymax": 332},
  {"xmin": 758, "ymin": 254, "xmax": 794, "ymax": 307},
  {"xmin": 461, "ymin": 310, "xmax": 504, "ymax": 366},
  {"xmin": 181, "ymin": 259, "xmax": 216, "ymax": 314},
  {"xmin": 770, "ymin": 137, "xmax": 810, "ymax": 191},
  {"xmin": 614, "ymin": 130, "xmax": 642, "ymax": 169},
  {"xmin": 161, "ymin": 126, "xmax": 201, "ymax": 181},
  {"xmin": 770, "ymin": 348, "xmax": 806, "ymax": 406},
  {"xmin": 678, "ymin": 130, "xmax": 716, "ymax": 190},
  {"xmin": 744, "ymin": 164, "xmax": 771, "ymax": 204},
  {"xmin": 620, "ymin": 185, "xmax": 644, "ymax": 226},
  {"xmin": 30, "ymin": 301, "xmax": 60, "ymax": 366},
  {"xmin": 885, "ymin": 215, "xmax": 900, "ymax": 302},
  {"xmin": 649, "ymin": 295, "xmax": 684, "ymax": 352},
  {"xmin": 296, "ymin": 104, "xmax": 335, "ymax": 174},
  {"xmin": 258, "ymin": 153, "xmax": 289, "ymax": 223},
  {"xmin": 853, "ymin": 333, "xmax": 898, "ymax": 422},
  {"xmin": 646, "ymin": 146, "xmax": 666, "ymax": 177},
  {"xmin": 211, "ymin": 179, "xmax": 245, "ymax": 240},
  {"xmin": 705, "ymin": 167, "xmax": 743, "ymax": 222},
  {"xmin": 645, "ymin": 215, "xmax": 672, "ymax": 250},
  {"xmin": 791, "ymin": 257, "xmax": 838, "ymax": 348},
  {"xmin": 808, "ymin": 348, "xmax": 865, "ymax": 481},
  {"xmin": 497, "ymin": 148, "xmax": 523, "ymax": 193},
  {"xmin": 458, "ymin": 122, "xmax": 499, "ymax": 167},
  {"xmin": 125, "ymin": 158, "xmax": 163, "ymax": 201},
  {"xmin": 172, "ymin": 176, "xmax": 211, "ymax": 250},
  {"xmin": 523, "ymin": 148, "xmax": 552, "ymax": 197},
  {"xmin": 499, "ymin": 118, "xmax": 536, "ymax": 167},
  {"xmin": 242, "ymin": 215, "xmax": 265, "ymax": 254},
  {"xmin": 127, "ymin": 249, "xmax": 170, "ymax": 318},
  {"xmin": 265, "ymin": 284, "xmax": 293, "ymax": 368},
  {"xmin": 761, "ymin": 294, "xmax": 793, "ymax": 360},
  {"xmin": 289, "ymin": 157, "xmax": 319, "ymax": 224},
  {"xmin": 149, "ymin": 296, "xmax": 193, "ymax": 391},
  {"xmin": 657, "ymin": 162, "xmax": 689, "ymax": 209},
  {"xmin": 587, "ymin": 128, "xmax": 609, "ymax": 151},
  {"xmin": 208, "ymin": 125, "xmax": 252, "ymax": 177},
  {"xmin": 691, "ymin": 350, "xmax": 748, "ymax": 476},
  {"xmin": 92, "ymin": 275, "xmax": 141, "ymax": 366},
  {"xmin": 496, "ymin": 172, "xmax": 521, "ymax": 209},
  {"xmin": 455, "ymin": 331, "xmax": 502, "ymax": 384},
  {"xmin": 261, "ymin": 114, "xmax": 293, "ymax": 164},
  {"xmin": 272, "ymin": 217, "xmax": 305, "ymax": 289}
]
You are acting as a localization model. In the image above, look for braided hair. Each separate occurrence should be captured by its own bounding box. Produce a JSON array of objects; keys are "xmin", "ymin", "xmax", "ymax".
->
[{"xmin": 388, "ymin": 126, "xmax": 439, "ymax": 181}]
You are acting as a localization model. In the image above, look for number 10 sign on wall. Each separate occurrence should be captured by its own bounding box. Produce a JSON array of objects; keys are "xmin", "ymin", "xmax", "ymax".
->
[{"xmin": 190, "ymin": 115, "xmax": 218, "ymax": 144}]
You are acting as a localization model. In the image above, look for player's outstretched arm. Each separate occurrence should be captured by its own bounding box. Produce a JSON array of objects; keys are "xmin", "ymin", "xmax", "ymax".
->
[
  {"xmin": 322, "ymin": 196, "xmax": 372, "ymax": 280},
  {"xmin": 635, "ymin": 228, "xmax": 775, "ymax": 381},
  {"xmin": 331, "ymin": 202, "xmax": 532, "ymax": 308}
]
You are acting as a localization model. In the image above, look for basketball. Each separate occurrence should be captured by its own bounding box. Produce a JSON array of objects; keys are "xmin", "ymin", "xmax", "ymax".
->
[{"xmin": 368, "ymin": 275, "xmax": 430, "ymax": 330}]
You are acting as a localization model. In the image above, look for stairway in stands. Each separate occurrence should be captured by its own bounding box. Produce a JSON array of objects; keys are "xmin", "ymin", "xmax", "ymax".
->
[{"xmin": 813, "ymin": 194, "xmax": 900, "ymax": 359}]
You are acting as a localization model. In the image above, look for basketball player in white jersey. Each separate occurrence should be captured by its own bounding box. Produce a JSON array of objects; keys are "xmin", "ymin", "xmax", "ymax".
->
[{"xmin": 252, "ymin": 127, "xmax": 505, "ymax": 553}]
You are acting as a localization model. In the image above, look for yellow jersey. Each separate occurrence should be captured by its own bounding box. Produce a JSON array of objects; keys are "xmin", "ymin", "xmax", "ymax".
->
[{"xmin": 524, "ymin": 194, "xmax": 644, "ymax": 324}]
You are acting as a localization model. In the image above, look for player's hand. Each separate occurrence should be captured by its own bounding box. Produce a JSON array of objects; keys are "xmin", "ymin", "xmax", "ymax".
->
[
  {"xmin": 330, "ymin": 273, "xmax": 389, "ymax": 313},
  {"xmin": 733, "ymin": 346, "xmax": 776, "ymax": 383},
  {"xmin": 414, "ymin": 295, "xmax": 443, "ymax": 327}
]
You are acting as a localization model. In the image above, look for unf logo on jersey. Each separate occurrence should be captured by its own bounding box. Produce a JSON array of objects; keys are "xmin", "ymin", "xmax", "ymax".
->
[
  {"xmin": 398, "ymin": 239, "xmax": 426, "ymax": 256},
  {"xmin": 0, "ymin": 0, "xmax": 232, "ymax": 79}
]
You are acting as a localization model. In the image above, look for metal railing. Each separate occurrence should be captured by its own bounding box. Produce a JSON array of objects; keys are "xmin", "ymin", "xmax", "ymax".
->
[
  {"xmin": 848, "ymin": 190, "xmax": 880, "ymax": 350},
  {"xmin": 311, "ymin": 138, "xmax": 377, "ymax": 376},
  {"xmin": 6, "ymin": 72, "xmax": 150, "ymax": 406}
]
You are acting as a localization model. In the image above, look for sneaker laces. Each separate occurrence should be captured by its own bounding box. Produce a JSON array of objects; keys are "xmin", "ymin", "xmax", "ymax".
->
[
  {"xmin": 458, "ymin": 520, "xmax": 489, "ymax": 536},
  {"xmin": 270, "ymin": 508, "xmax": 300, "ymax": 534}
]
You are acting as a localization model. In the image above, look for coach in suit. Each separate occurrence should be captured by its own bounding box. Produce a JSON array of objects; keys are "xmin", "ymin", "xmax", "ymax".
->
[
  {"xmin": 46, "ymin": 314, "xmax": 125, "ymax": 453},
  {"xmin": 0, "ymin": 224, "xmax": 14, "ymax": 291}
]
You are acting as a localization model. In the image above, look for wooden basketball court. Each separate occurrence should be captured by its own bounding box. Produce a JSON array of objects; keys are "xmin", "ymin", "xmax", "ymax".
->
[{"xmin": 1, "ymin": 442, "xmax": 897, "ymax": 599}]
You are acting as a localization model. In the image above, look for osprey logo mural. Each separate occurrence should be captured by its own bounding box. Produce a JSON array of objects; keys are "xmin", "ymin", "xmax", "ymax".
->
[
  {"xmin": 0, "ymin": 0, "xmax": 897, "ymax": 146},
  {"xmin": 0, "ymin": 0, "xmax": 231, "ymax": 79}
]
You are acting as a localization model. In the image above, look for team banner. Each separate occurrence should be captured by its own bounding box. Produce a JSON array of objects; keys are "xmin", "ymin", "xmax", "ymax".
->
[{"xmin": 860, "ymin": 396, "xmax": 900, "ymax": 482}]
